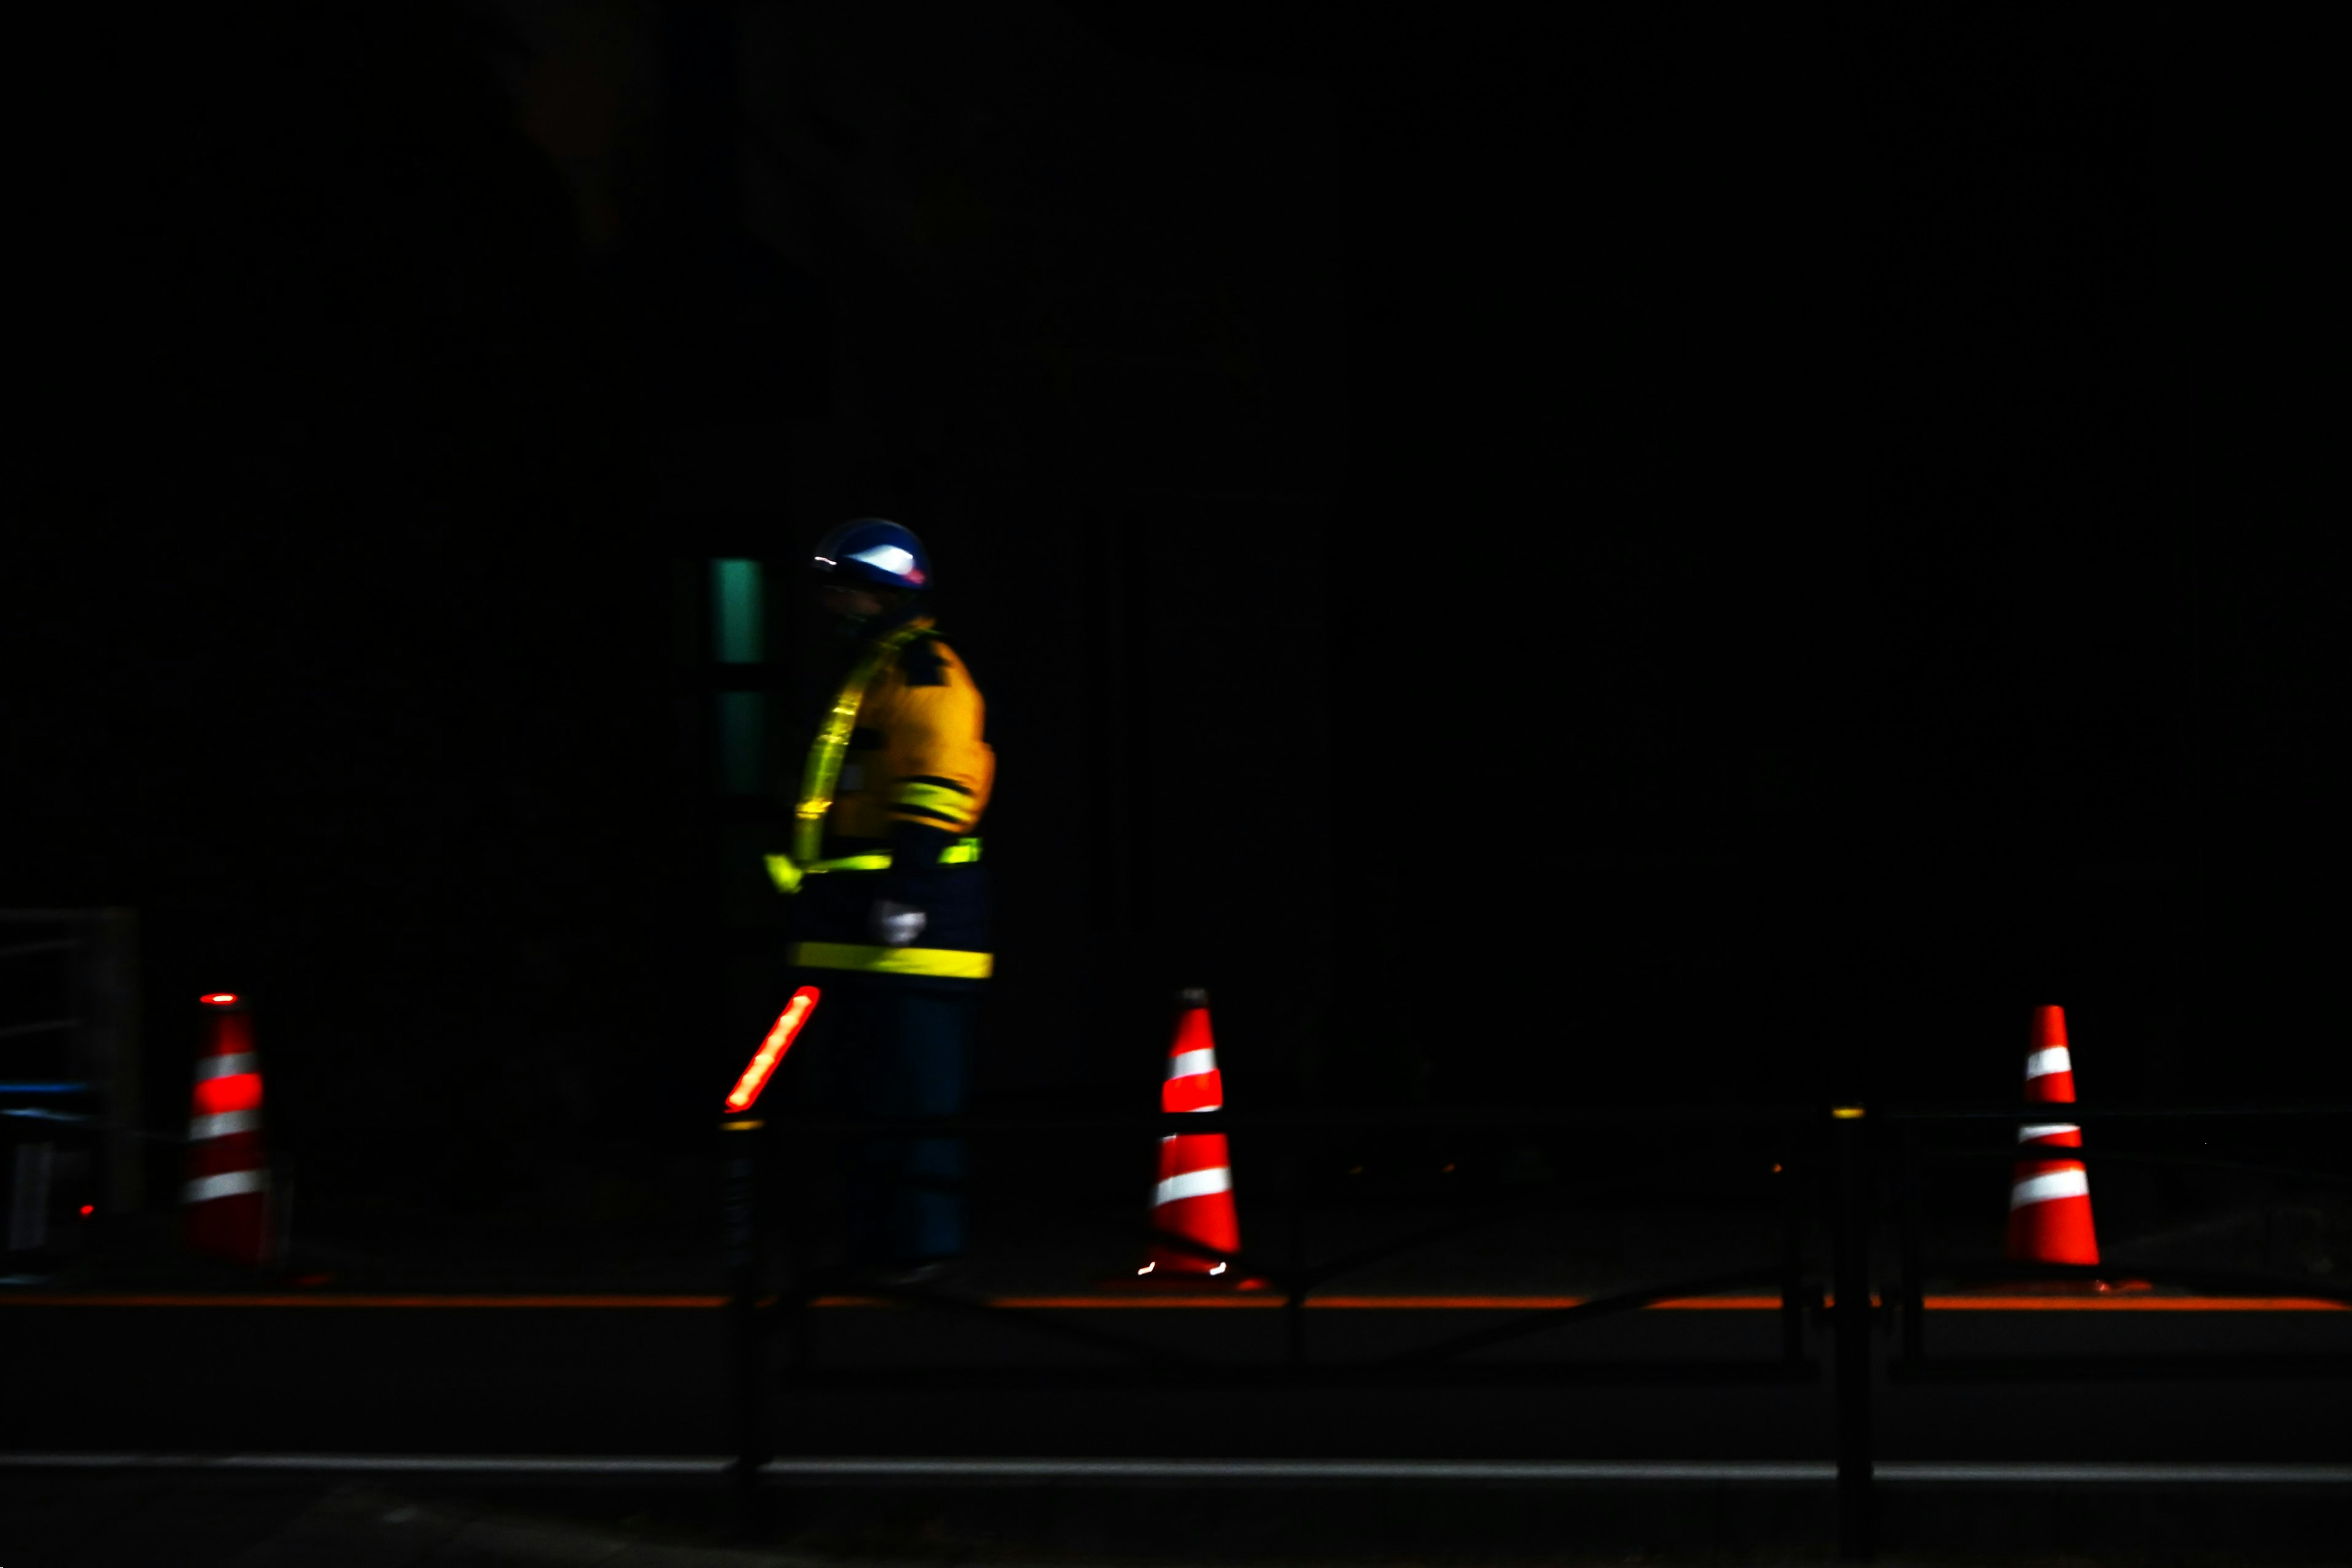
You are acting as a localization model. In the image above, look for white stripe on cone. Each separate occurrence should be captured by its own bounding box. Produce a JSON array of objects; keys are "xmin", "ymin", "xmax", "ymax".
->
[
  {"xmin": 2023, "ymin": 1046, "xmax": 2073, "ymax": 1080},
  {"xmin": 188, "ymin": 1110, "xmax": 262, "ymax": 1140},
  {"xmin": 2018, "ymin": 1122, "xmax": 2081, "ymax": 1142},
  {"xmin": 1166, "ymin": 1048, "xmax": 1217, "ymax": 1080},
  {"xmin": 195, "ymin": 1054, "xmax": 260, "ymax": 1082},
  {"xmin": 2009, "ymin": 1167, "xmax": 2090, "ymax": 1209},
  {"xmin": 1153, "ymin": 1167, "xmax": 1234, "ymax": 1207},
  {"xmin": 185, "ymin": 1169, "xmax": 268, "ymax": 1204}
]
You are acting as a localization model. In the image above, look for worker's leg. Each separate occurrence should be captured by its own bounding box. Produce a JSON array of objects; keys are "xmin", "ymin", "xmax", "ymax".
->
[
  {"xmin": 847, "ymin": 985, "xmax": 973, "ymax": 1267},
  {"xmin": 777, "ymin": 978, "xmax": 876, "ymax": 1271}
]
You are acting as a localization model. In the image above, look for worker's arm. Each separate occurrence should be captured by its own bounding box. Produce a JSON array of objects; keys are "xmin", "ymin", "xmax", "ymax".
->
[{"xmin": 873, "ymin": 637, "xmax": 993, "ymax": 944}]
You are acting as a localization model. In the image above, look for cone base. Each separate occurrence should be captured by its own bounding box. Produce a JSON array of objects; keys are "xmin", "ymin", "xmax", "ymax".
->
[
  {"xmin": 2005, "ymin": 1196, "xmax": 2100, "ymax": 1268},
  {"xmin": 183, "ymin": 1193, "xmax": 273, "ymax": 1268},
  {"xmin": 1114, "ymin": 1265, "xmax": 1272, "ymax": 1292}
]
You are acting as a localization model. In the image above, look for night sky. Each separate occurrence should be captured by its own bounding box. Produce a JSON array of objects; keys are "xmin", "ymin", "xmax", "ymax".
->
[{"xmin": 9, "ymin": 4, "xmax": 2339, "ymax": 1221}]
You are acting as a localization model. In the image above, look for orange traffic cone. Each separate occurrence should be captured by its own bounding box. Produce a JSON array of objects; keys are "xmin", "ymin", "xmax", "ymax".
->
[
  {"xmin": 2003, "ymin": 1004, "xmax": 2099, "ymax": 1267},
  {"xmin": 183, "ymin": 992, "xmax": 274, "ymax": 1267},
  {"xmin": 1139, "ymin": 988, "xmax": 1254, "ymax": 1282}
]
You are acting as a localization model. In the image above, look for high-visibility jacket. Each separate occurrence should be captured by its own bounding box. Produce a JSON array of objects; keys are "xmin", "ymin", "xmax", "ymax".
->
[{"xmin": 766, "ymin": 614, "xmax": 994, "ymax": 988}]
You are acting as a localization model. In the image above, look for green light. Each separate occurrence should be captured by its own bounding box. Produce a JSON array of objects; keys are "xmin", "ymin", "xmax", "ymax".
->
[
  {"xmin": 710, "ymin": 559, "xmax": 764, "ymax": 664},
  {"xmin": 710, "ymin": 560, "xmax": 766, "ymax": 794}
]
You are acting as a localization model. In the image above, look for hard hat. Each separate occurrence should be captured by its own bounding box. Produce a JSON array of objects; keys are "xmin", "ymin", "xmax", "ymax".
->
[{"xmin": 811, "ymin": 518, "xmax": 930, "ymax": 592}]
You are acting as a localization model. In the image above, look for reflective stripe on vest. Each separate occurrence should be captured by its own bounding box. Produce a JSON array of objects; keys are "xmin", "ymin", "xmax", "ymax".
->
[
  {"xmin": 791, "ymin": 622, "xmax": 933, "ymax": 868},
  {"xmin": 790, "ymin": 941, "xmax": 994, "ymax": 980},
  {"xmin": 766, "ymin": 837, "xmax": 982, "ymax": 896}
]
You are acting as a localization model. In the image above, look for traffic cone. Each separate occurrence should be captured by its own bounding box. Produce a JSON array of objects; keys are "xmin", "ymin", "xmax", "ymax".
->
[
  {"xmin": 2003, "ymin": 1004, "xmax": 2099, "ymax": 1267},
  {"xmin": 183, "ymin": 992, "xmax": 274, "ymax": 1267},
  {"xmin": 1139, "ymin": 988, "xmax": 1254, "ymax": 1282}
]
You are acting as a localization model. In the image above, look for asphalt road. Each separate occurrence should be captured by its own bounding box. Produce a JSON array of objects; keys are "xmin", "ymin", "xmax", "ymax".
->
[
  {"xmin": 4, "ymin": 1292, "xmax": 2348, "ymax": 1461},
  {"xmin": 4, "ymin": 1289, "xmax": 2347, "ymax": 1566}
]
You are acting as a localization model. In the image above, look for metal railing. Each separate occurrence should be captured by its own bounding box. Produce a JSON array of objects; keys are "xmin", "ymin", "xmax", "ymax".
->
[
  {"xmin": 1886, "ymin": 1107, "xmax": 2352, "ymax": 1372},
  {"xmin": 722, "ymin": 1100, "xmax": 2352, "ymax": 1558}
]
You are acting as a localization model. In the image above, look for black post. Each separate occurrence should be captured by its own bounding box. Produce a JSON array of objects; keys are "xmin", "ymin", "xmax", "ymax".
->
[
  {"xmin": 1283, "ymin": 1134, "xmax": 1307, "ymax": 1367},
  {"xmin": 1899, "ymin": 1121, "xmax": 1924, "ymax": 1366},
  {"xmin": 722, "ymin": 1115, "xmax": 769, "ymax": 1536},
  {"xmin": 1832, "ymin": 1106, "xmax": 1874, "ymax": 1561},
  {"xmin": 1778, "ymin": 1126, "xmax": 1805, "ymax": 1365}
]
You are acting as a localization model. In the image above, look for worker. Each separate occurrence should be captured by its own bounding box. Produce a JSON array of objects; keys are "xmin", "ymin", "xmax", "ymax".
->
[{"xmin": 766, "ymin": 518, "xmax": 993, "ymax": 1286}]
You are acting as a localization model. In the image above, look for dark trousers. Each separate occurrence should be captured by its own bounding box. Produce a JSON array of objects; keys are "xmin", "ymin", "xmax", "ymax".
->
[{"xmin": 794, "ymin": 982, "xmax": 974, "ymax": 1266}]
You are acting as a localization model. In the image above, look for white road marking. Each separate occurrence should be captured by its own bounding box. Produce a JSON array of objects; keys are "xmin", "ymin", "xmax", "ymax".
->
[{"xmin": 3, "ymin": 1454, "xmax": 2345, "ymax": 1485}]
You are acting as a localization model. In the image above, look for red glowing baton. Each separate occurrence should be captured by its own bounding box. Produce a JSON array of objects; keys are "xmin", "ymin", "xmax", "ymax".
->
[{"xmin": 725, "ymin": 986, "xmax": 820, "ymax": 1112}]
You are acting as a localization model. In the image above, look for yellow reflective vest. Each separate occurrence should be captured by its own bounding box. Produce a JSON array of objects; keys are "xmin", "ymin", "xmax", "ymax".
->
[{"xmin": 767, "ymin": 616, "xmax": 995, "ymax": 985}]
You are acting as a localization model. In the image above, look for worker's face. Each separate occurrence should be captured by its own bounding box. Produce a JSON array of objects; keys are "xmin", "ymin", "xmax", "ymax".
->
[{"xmin": 820, "ymin": 582, "xmax": 886, "ymax": 620}]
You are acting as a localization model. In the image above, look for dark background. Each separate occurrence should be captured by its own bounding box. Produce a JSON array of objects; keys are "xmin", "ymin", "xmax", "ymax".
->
[{"xmin": 7, "ymin": 3, "xmax": 2339, "ymax": 1223}]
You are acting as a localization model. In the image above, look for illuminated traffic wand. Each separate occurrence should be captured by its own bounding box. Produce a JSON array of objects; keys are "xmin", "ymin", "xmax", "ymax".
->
[{"xmin": 726, "ymin": 987, "xmax": 821, "ymax": 1114}]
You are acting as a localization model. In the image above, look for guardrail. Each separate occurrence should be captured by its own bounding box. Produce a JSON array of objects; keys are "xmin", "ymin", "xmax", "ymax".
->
[
  {"xmin": 2, "ymin": 910, "xmax": 141, "ymax": 1260},
  {"xmin": 724, "ymin": 1101, "xmax": 2352, "ymax": 1558},
  {"xmin": 1886, "ymin": 1108, "xmax": 2352, "ymax": 1367}
]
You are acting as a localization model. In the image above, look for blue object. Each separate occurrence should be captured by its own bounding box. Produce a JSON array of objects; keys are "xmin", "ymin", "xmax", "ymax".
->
[
  {"xmin": 811, "ymin": 519, "xmax": 932, "ymax": 592},
  {"xmin": 797, "ymin": 984, "xmax": 974, "ymax": 1265}
]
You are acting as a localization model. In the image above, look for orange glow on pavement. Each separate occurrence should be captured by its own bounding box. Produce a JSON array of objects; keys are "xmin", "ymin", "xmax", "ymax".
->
[
  {"xmin": 0, "ymin": 1291, "xmax": 2339, "ymax": 1312},
  {"xmin": 1918, "ymin": 1294, "xmax": 2346, "ymax": 1311},
  {"xmin": 0, "ymin": 1295, "xmax": 729, "ymax": 1308},
  {"xmin": 725, "ymin": 987, "xmax": 820, "ymax": 1112}
]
